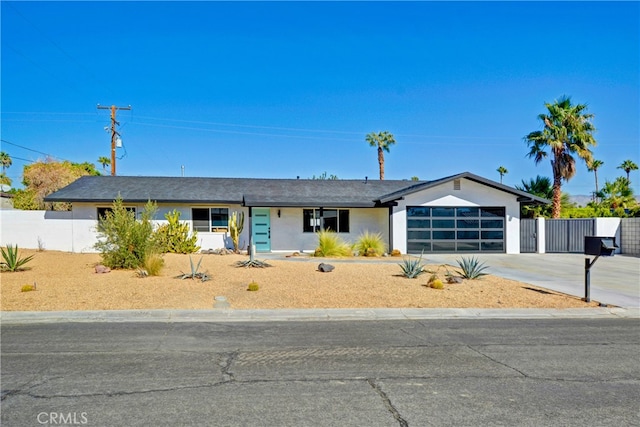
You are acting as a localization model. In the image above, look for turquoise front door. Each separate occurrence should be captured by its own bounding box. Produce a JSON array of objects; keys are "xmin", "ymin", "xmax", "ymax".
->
[{"xmin": 251, "ymin": 208, "xmax": 271, "ymax": 252}]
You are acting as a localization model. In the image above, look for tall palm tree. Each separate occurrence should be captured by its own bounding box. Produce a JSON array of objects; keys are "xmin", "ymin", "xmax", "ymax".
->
[
  {"xmin": 496, "ymin": 166, "xmax": 508, "ymax": 184},
  {"xmin": 617, "ymin": 159, "xmax": 638, "ymax": 183},
  {"xmin": 524, "ymin": 96, "xmax": 597, "ymax": 218},
  {"xmin": 97, "ymin": 156, "xmax": 111, "ymax": 173},
  {"xmin": 586, "ymin": 159, "xmax": 604, "ymax": 200},
  {"xmin": 0, "ymin": 151, "xmax": 12, "ymax": 174},
  {"xmin": 366, "ymin": 131, "xmax": 396, "ymax": 180}
]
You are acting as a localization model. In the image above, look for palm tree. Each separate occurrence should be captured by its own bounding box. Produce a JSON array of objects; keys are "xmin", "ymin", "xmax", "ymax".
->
[
  {"xmin": 496, "ymin": 166, "xmax": 508, "ymax": 184},
  {"xmin": 516, "ymin": 175, "xmax": 553, "ymax": 199},
  {"xmin": 597, "ymin": 177, "xmax": 636, "ymax": 210},
  {"xmin": 524, "ymin": 96, "xmax": 597, "ymax": 218},
  {"xmin": 366, "ymin": 131, "xmax": 396, "ymax": 180},
  {"xmin": 617, "ymin": 159, "xmax": 638, "ymax": 183},
  {"xmin": 97, "ymin": 156, "xmax": 111, "ymax": 173},
  {"xmin": 516, "ymin": 175, "xmax": 573, "ymax": 218},
  {"xmin": 0, "ymin": 151, "xmax": 12, "ymax": 174},
  {"xmin": 586, "ymin": 159, "xmax": 604, "ymax": 201}
]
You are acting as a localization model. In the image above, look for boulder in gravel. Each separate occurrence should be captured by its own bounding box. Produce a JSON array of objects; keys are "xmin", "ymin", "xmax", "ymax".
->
[
  {"xmin": 95, "ymin": 265, "xmax": 111, "ymax": 274},
  {"xmin": 317, "ymin": 263, "xmax": 335, "ymax": 273}
]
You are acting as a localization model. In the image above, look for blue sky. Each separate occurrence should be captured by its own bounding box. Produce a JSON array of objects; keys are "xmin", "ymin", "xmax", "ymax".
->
[{"xmin": 2, "ymin": 1, "xmax": 638, "ymax": 196}]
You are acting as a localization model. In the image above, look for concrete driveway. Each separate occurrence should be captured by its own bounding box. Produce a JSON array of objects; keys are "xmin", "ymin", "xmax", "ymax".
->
[{"xmin": 422, "ymin": 253, "xmax": 640, "ymax": 308}]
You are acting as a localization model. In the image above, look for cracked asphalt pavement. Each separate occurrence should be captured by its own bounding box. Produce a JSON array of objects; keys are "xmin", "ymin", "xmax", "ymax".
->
[{"xmin": 2, "ymin": 318, "xmax": 639, "ymax": 426}]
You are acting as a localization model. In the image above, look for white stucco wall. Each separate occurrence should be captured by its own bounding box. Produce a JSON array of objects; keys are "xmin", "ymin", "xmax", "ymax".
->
[
  {"xmin": 1, "ymin": 203, "xmax": 250, "ymax": 254},
  {"xmin": 268, "ymin": 207, "xmax": 389, "ymax": 253},
  {"xmin": 1, "ymin": 210, "xmax": 75, "ymax": 252},
  {"xmin": 391, "ymin": 178, "xmax": 522, "ymax": 254}
]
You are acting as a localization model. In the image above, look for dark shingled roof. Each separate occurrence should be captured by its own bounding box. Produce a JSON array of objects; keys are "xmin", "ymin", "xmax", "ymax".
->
[
  {"xmin": 44, "ymin": 172, "xmax": 549, "ymax": 207},
  {"xmin": 44, "ymin": 176, "xmax": 412, "ymax": 207},
  {"xmin": 376, "ymin": 172, "xmax": 550, "ymax": 204}
]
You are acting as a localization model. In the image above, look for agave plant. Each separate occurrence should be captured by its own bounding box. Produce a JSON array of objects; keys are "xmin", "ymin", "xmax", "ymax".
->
[
  {"xmin": 456, "ymin": 256, "xmax": 489, "ymax": 280},
  {"xmin": 399, "ymin": 251, "xmax": 426, "ymax": 279},
  {"xmin": 1, "ymin": 244, "xmax": 35, "ymax": 272},
  {"xmin": 175, "ymin": 256, "xmax": 210, "ymax": 282}
]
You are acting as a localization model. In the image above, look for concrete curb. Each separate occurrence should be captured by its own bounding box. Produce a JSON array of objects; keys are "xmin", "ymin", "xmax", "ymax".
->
[{"xmin": 1, "ymin": 307, "xmax": 638, "ymax": 324}]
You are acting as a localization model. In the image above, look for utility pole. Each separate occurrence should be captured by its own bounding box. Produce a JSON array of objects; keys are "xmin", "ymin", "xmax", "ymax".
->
[{"xmin": 97, "ymin": 104, "xmax": 131, "ymax": 176}]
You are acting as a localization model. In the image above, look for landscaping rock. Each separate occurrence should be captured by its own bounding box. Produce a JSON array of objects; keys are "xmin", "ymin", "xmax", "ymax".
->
[
  {"xmin": 202, "ymin": 248, "xmax": 234, "ymax": 255},
  {"xmin": 95, "ymin": 265, "xmax": 111, "ymax": 274},
  {"xmin": 318, "ymin": 263, "xmax": 335, "ymax": 273}
]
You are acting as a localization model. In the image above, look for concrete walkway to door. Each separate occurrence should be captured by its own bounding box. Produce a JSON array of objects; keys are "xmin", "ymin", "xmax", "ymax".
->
[{"xmin": 422, "ymin": 253, "xmax": 640, "ymax": 308}]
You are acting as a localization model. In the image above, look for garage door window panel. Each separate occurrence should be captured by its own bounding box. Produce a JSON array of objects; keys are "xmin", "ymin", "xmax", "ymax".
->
[{"xmin": 406, "ymin": 205, "xmax": 505, "ymax": 253}]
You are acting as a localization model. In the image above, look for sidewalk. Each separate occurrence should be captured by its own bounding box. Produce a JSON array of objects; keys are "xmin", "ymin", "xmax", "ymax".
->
[{"xmin": 1, "ymin": 306, "xmax": 639, "ymax": 324}]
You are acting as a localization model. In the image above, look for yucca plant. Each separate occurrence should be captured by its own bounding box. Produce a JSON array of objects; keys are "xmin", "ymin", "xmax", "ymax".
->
[
  {"xmin": 236, "ymin": 240, "xmax": 272, "ymax": 268},
  {"xmin": 1, "ymin": 244, "xmax": 35, "ymax": 272},
  {"xmin": 399, "ymin": 251, "xmax": 426, "ymax": 279},
  {"xmin": 456, "ymin": 256, "xmax": 489, "ymax": 280},
  {"xmin": 354, "ymin": 231, "xmax": 386, "ymax": 257},
  {"xmin": 314, "ymin": 230, "xmax": 352, "ymax": 257}
]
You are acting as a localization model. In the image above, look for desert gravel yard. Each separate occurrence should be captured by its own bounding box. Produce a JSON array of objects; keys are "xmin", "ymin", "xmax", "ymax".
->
[{"xmin": 0, "ymin": 250, "xmax": 599, "ymax": 311}]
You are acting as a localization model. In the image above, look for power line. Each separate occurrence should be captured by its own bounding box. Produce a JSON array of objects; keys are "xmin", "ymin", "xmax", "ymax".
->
[
  {"xmin": 3, "ymin": 155, "xmax": 32, "ymax": 163},
  {"xmin": 0, "ymin": 139, "xmax": 68, "ymax": 161}
]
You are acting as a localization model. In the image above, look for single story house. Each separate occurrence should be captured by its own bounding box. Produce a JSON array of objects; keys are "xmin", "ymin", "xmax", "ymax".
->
[{"xmin": 41, "ymin": 172, "xmax": 547, "ymax": 254}]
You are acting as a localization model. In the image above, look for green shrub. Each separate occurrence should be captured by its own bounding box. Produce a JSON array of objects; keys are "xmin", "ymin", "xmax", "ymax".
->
[
  {"xmin": 399, "ymin": 251, "xmax": 426, "ymax": 279},
  {"xmin": 456, "ymin": 256, "xmax": 489, "ymax": 280},
  {"xmin": 313, "ymin": 230, "xmax": 352, "ymax": 257},
  {"xmin": 154, "ymin": 209, "xmax": 200, "ymax": 254},
  {"xmin": 1, "ymin": 244, "xmax": 35, "ymax": 272},
  {"xmin": 94, "ymin": 198, "xmax": 159, "ymax": 269},
  {"xmin": 247, "ymin": 281, "xmax": 259, "ymax": 291},
  {"xmin": 354, "ymin": 231, "xmax": 386, "ymax": 256}
]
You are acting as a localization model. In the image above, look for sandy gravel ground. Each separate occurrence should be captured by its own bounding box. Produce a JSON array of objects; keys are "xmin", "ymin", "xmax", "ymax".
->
[{"xmin": 1, "ymin": 250, "xmax": 598, "ymax": 311}]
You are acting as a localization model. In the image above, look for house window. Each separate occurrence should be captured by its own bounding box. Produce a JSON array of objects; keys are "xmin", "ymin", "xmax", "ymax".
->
[
  {"xmin": 192, "ymin": 207, "xmax": 229, "ymax": 232},
  {"xmin": 97, "ymin": 206, "xmax": 136, "ymax": 220},
  {"xmin": 303, "ymin": 209, "xmax": 350, "ymax": 233}
]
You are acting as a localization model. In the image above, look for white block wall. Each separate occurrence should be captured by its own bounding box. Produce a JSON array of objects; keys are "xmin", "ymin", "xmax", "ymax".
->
[{"xmin": 620, "ymin": 218, "xmax": 640, "ymax": 256}]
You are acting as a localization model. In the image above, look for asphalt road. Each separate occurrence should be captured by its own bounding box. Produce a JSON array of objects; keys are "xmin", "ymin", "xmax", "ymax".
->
[{"xmin": 2, "ymin": 319, "xmax": 639, "ymax": 426}]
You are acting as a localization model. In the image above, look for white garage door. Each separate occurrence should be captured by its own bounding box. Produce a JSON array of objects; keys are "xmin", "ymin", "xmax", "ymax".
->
[{"xmin": 407, "ymin": 206, "xmax": 505, "ymax": 253}]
